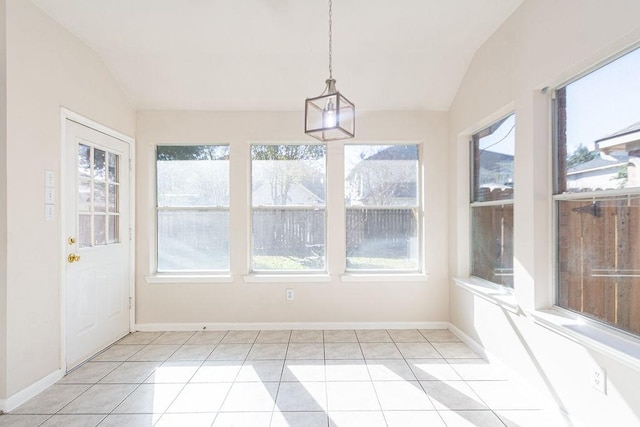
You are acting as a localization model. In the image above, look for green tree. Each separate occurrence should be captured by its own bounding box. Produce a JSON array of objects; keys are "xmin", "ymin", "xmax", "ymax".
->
[{"xmin": 567, "ymin": 144, "xmax": 598, "ymax": 169}]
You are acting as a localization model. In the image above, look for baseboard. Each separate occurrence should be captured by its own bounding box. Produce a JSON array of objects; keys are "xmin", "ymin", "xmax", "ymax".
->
[
  {"xmin": 0, "ymin": 368, "xmax": 64, "ymax": 413},
  {"xmin": 134, "ymin": 321, "xmax": 450, "ymax": 332},
  {"xmin": 447, "ymin": 322, "xmax": 490, "ymax": 359}
]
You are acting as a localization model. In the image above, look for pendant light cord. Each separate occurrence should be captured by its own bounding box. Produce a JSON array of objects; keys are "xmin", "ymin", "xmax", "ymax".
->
[{"xmin": 328, "ymin": 0, "xmax": 333, "ymax": 80}]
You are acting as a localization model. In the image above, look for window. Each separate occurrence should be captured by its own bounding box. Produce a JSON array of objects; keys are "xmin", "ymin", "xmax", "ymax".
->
[
  {"xmin": 251, "ymin": 144, "xmax": 326, "ymax": 272},
  {"xmin": 554, "ymin": 46, "xmax": 640, "ymax": 336},
  {"xmin": 470, "ymin": 114, "xmax": 515, "ymax": 288},
  {"xmin": 156, "ymin": 145, "xmax": 230, "ymax": 272},
  {"xmin": 345, "ymin": 144, "xmax": 420, "ymax": 272}
]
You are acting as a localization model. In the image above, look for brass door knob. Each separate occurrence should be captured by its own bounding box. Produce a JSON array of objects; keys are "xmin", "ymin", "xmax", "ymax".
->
[{"xmin": 67, "ymin": 254, "xmax": 81, "ymax": 263}]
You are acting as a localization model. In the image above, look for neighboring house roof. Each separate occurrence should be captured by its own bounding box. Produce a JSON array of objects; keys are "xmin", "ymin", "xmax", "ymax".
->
[
  {"xmin": 252, "ymin": 182, "xmax": 324, "ymax": 206},
  {"xmin": 567, "ymin": 153, "xmax": 628, "ymax": 175},
  {"xmin": 595, "ymin": 121, "xmax": 640, "ymax": 153},
  {"xmin": 479, "ymin": 150, "xmax": 513, "ymax": 168},
  {"xmin": 362, "ymin": 145, "xmax": 418, "ymax": 161}
]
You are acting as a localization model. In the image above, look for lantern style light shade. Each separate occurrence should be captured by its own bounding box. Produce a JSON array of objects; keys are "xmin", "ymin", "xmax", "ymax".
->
[{"xmin": 305, "ymin": 79, "xmax": 355, "ymax": 142}]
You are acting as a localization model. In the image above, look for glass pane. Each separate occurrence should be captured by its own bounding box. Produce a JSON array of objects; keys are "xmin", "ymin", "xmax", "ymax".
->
[
  {"xmin": 108, "ymin": 184, "xmax": 118, "ymax": 213},
  {"xmin": 158, "ymin": 210, "xmax": 229, "ymax": 271},
  {"xmin": 346, "ymin": 208, "xmax": 418, "ymax": 271},
  {"xmin": 471, "ymin": 204, "xmax": 514, "ymax": 288},
  {"xmin": 108, "ymin": 153, "xmax": 119, "ymax": 183},
  {"xmin": 94, "ymin": 149, "xmax": 106, "ymax": 181},
  {"xmin": 557, "ymin": 195, "xmax": 640, "ymax": 336},
  {"xmin": 78, "ymin": 144, "xmax": 91, "ymax": 177},
  {"xmin": 94, "ymin": 215, "xmax": 106, "ymax": 245},
  {"xmin": 472, "ymin": 114, "xmax": 515, "ymax": 202},
  {"xmin": 157, "ymin": 145, "xmax": 230, "ymax": 207},
  {"xmin": 251, "ymin": 145, "xmax": 326, "ymax": 207},
  {"xmin": 345, "ymin": 145, "xmax": 418, "ymax": 207},
  {"xmin": 94, "ymin": 182, "xmax": 106, "ymax": 212},
  {"xmin": 79, "ymin": 214, "xmax": 91, "ymax": 248},
  {"xmin": 108, "ymin": 215, "xmax": 119, "ymax": 244},
  {"xmin": 252, "ymin": 209, "xmax": 325, "ymax": 271},
  {"xmin": 79, "ymin": 178, "xmax": 91, "ymax": 212},
  {"xmin": 557, "ymin": 47, "xmax": 640, "ymax": 193}
]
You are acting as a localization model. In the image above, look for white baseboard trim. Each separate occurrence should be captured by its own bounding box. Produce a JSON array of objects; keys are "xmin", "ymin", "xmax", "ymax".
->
[
  {"xmin": 447, "ymin": 322, "xmax": 490, "ymax": 360},
  {"xmin": 134, "ymin": 321, "xmax": 450, "ymax": 332},
  {"xmin": 0, "ymin": 368, "xmax": 64, "ymax": 413}
]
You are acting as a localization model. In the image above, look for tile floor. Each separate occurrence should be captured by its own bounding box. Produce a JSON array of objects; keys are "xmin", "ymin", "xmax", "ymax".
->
[{"xmin": 0, "ymin": 329, "xmax": 575, "ymax": 427}]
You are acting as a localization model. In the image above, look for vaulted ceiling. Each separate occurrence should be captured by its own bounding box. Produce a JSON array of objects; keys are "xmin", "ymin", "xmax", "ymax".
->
[{"xmin": 31, "ymin": 0, "xmax": 523, "ymax": 111}]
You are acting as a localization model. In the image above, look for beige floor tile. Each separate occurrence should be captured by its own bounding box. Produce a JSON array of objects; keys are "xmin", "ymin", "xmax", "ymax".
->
[
  {"xmin": 155, "ymin": 413, "xmax": 217, "ymax": 427},
  {"xmin": 290, "ymin": 330, "xmax": 323, "ymax": 343},
  {"xmin": 286, "ymin": 343, "xmax": 324, "ymax": 359},
  {"xmin": 98, "ymin": 414, "xmax": 162, "ymax": 427},
  {"xmin": 387, "ymin": 329, "xmax": 427, "ymax": 343},
  {"xmin": 326, "ymin": 382, "xmax": 381, "ymax": 411},
  {"xmin": 112, "ymin": 383, "xmax": 183, "ymax": 414},
  {"xmin": 467, "ymin": 380, "xmax": 550, "ymax": 410},
  {"xmin": 355, "ymin": 329, "xmax": 392, "ymax": 343},
  {"xmin": 373, "ymin": 381, "xmax": 434, "ymax": 411},
  {"xmin": 385, "ymin": 410, "xmax": 446, "ymax": 427},
  {"xmin": 99, "ymin": 361, "xmax": 162, "ymax": 384},
  {"xmin": 166, "ymin": 383, "xmax": 231, "ymax": 413},
  {"xmin": 432, "ymin": 342, "xmax": 480, "ymax": 359},
  {"xmin": 11, "ymin": 384, "xmax": 91, "ymax": 414},
  {"xmin": 447, "ymin": 359, "xmax": 512, "ymax": 381},
  {"xmin": 219, "ymin": 382, "xmax": 278, "ymax": 412},
  {"xmin": 144, "ymin": 361, "xmax": 200, "ymax": 383},
  {"xmin": 255, "ymin": 330, "xmax": 291, "ymax": 343},
  {"xmin": 438, "ymin": 410, "xmax": 505, "ymax": 427},
  {"xmin": 396, "ymin": 342, "xmax": 441, "ymax": 359},
  {"xmin": 281, "ymin": 360, "xmax": 325, "ymax": 382},
  {"xmin": 325, "ymin": 360, "xmax": 370, "ymax": 381},
  {"xmin": 58, "ymin": 384, "xmax": 137, "ymax": 414},
  {"xmin": 366, "ymin": 359, "xmax": 416, "ymax": 381},
  {"xmin": 275, "ymin": 381, "xmax": 327, "ymax": 411},
  {"xmin": 407, "ymin": 359, "xmax": 462, "ymax": 381},
  {"xmin": 360, "ymin": 343, "xmax": 403, "ymax": 359},
  {"xmin": 496, "ymin": 409, "xmax": 576, "ymax": 427},
  {"xmin": 57, "ymin": 362, "xmax": 121, "ymax": 384},
  {"xmin": 419, "ymin": 329, "xmax": 461, "ymax": 342},
  {"xmin": 220, "ymin": 330, "xmax": 259, "ymax": 344},
  {"xmin": 190, "ymin": 361, "xmax": 242, "ymax": 383},
  {"xmin": 324, "ymin": 343, "xmax": 363, "ymax": 360},
  {"xmin": 271, "ymin": 411, "xmax": 328, "ymax": 427},
  {"xmin": 152, "ymin": 331, "xmax": 195, "ymax": 345},
  {"xmin": 328, "ymin": 411, "xmax": 386, "ymax": 427},
  {"xmin": 186, "ymin": 331, "xmax": 227, "ymax": 345},
  {"xmin": 212, "ymin": 412, "xmax": 272, "ymax": 427},
  {"xmin": 207, "ymin": 343, "xmax": 252, "ymax": 361},
  {"xmin": 39, "ymin": 414, "xmax": 105, "ymax": 426},
  {"xmin": 117, "ymin": 332, "xmax": 163, "ymax": 345},
  {"xmin": 168, "ymin": 345, "xmax": 215, "ymax": 361},
  {"xmin": 92, "ymin": 345, "xmax": 144, "ymax": 362},
  {"xmin": 246, "ymin": 343, "xmax": 288, "ymax": 360},
  {"xmin": 421, "ymin": 380, "xmax": 487, "ymax": 410},
  {"xmin": 324, "ymin": 330, "xmax": 358, "ymax": 343},
  {"xmin": 236, "ymin": 360, "xmax": 284, "ymax": 382},
  {"xmin": 0, "ymin": 415, "xmax": 50, "ymax": 426},
  {"xmin": 127, "ymin": 345, "xmax": 180, "ymax": 362}
]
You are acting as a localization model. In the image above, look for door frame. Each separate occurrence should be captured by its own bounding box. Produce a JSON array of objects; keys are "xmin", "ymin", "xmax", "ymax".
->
[{"xmin": 59, "ymin": 108, "xmax": 136, "ymax": 373}]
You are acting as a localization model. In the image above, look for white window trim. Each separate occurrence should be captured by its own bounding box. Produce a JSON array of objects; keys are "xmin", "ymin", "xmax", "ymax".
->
[
  {"xmin": 145, "ymin": 273, "xmax": 233, "ymax": 284},
  {"xmin": 341, "ymin": 273, "xmax": 429, "ymax": 283},
  {"xmin": 453, "ymin": 276, "xmax": 518, "ymax": 313}
]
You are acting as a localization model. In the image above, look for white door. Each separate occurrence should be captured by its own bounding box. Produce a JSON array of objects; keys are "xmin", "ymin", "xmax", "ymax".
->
[{"xmin": 64, "ymin": 119, "xmax": 131, "ymax": 370}]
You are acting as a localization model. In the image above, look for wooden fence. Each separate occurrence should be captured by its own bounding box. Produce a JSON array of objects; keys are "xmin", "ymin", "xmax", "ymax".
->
[{"xmin": 346, "ymin": 208, "xmax": 416, "ymax": 257}]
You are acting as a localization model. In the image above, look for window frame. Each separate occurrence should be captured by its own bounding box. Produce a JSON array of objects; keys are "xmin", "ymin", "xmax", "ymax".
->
[
  {"xmin": 552, "ymin": 45, "xmax": 640, "ymax": 338},
  {"xmin": 154, "ymin": 144, "xmax": 231, "ymax": 274},
  {"xmin": 469, "ymin": 113, "xmax": 515, "ymax": 289},
  {"xmin": 249, "ymin": 142, "xmax": 328, "ymax": 274},
  {"xmin": 343, "ymin": 142, "xmax": 424, "ymax": 274}
]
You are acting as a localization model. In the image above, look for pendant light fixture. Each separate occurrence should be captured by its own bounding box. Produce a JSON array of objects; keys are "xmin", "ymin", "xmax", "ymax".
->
[{"xmin": 305, "ymin": 0, "xmax": 355, "ymax": 141}]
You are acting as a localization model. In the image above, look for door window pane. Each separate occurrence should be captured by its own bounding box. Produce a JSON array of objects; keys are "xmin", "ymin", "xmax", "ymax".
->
[
  {"xmin": 94, "ymin": 149, "xmax": 106, "ymax": 181},
  {"xmin": 94, "ymin": 215, "xmax": 106, "ymax": 246},
  {"xmin": 108, "ymin": 215, "xmax": 119, "ymax": 244},
  {"xmin": 78, "ymin": 144, "xmax": 91, "ymax": 177},
  {"xmin": 345, "ymin": 144, "xmax": 419, "ymax": 271},
  {"xmin": 108, "ymin": 153, "xmax": 118, "ymax": 182}
]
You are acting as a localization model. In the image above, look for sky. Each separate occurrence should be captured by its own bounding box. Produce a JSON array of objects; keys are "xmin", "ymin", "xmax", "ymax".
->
[{"xmin": 478, "ymin": 114, "xmax": 516, "ymax": 156}]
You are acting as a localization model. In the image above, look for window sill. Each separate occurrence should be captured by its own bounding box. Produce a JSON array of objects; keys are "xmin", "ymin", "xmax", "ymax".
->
[
  {"xmin": 341, "ymin": 273, "xmax": 429, "ymax": 283},
  {"xmin": 243, "ymin": 274, "xmax": 331, "ymax": 283},
  {"xmin": 528, "ymin": 308, "xmax": 640, "ymax": 371},
  {"xmin": 453, "ymin": 277, "xmax": 519, "ymax": 313},
  {"xmin": 145, "ymin": 274, "xmax": 233, "ymax": 284}
]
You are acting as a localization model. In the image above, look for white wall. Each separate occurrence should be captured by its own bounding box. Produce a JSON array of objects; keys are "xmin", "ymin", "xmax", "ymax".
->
[
  {"xmin": 0, "ymin": 0, "xmax": 7, "ymax": 402},
  {"xmin": 448, "ymin": 1, "xmax": 640, "ymax": 425},
  {"xmin": 136, "ymin": 110, "xmax": 449, "ymax": 326},
  {"xmin": 3, "ymin": 0, "xmax": 135, "ymax": 398}
]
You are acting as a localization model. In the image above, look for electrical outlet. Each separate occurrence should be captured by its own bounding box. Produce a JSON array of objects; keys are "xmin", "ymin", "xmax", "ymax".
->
[
  {"xmin": 45, "ymin": 170, "xmax": 55, "ymax": 188},
  {"xmin": 286, "ymin": 289, "xmax": 294, "ymax": 301},
  {"xmin": 591, "ymin": 364, "xmax": 607, "ymax": 394}
]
